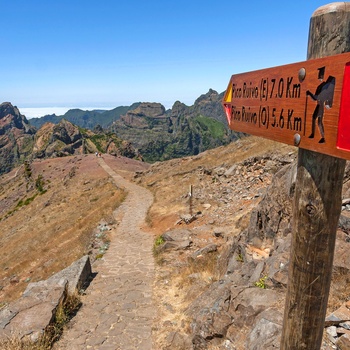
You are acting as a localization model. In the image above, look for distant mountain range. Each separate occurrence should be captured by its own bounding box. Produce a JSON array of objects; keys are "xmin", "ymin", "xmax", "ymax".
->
[
  {"xmin": 29, "ymin": 103, "xmax": 141, "ymax": 130},
  {"xmin": 0, "ymin": 89, "xmax": 240, "ymax": 174}
]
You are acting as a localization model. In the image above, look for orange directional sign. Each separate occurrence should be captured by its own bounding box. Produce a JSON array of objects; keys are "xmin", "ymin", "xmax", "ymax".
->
[{"xmin": 222, "ymin": 52, "xmax": 350, "ymax": 160}]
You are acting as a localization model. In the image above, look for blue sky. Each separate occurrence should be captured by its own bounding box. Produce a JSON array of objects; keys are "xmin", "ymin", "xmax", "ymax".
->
[{"xmin": 1, "ymin": 0, "xmax": 331, "ymax": 116}]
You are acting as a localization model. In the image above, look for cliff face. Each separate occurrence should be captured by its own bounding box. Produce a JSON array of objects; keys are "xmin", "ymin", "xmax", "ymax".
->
[
  {"xmin": 191, "ymin": 88, "xmax": 227, "ymax": 125},
  {"xmin": 119, "ymin": 103, "xmax": 167, "ymax": 129},
  {"xmin": 33, "ymin": 119, "xmax": 141, "ymax": 160},
  {"xmin": 0, "ymin": 102, "xmax": 36, "ymax": 174},
  {"xmin": 33, "ymin": 119, "xmax": 84, "ymax": 158},
  {"xmin": 110, "ymin": 90, "xmax": 237, "ymax": 162}
]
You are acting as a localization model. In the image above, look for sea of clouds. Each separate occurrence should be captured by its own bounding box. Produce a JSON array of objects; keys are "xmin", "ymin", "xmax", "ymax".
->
[{"xmin": 19, "ymin": 106, "xmax": 115, "ymax": 119}]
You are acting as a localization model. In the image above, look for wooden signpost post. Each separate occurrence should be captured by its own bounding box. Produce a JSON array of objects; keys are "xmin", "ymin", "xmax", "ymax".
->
[{"xmin": 222, "ymin": 3, "xmax": 350, "ymax": 349}]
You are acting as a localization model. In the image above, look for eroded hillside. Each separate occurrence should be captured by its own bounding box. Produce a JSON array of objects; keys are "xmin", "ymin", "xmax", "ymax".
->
[
  {"xmin": 0, "ymin": 154, "xmax": 149, "ymax": 304},
  {"xmin": 137, "ymin": 136, "xmax": 350, "ymax": 349}
]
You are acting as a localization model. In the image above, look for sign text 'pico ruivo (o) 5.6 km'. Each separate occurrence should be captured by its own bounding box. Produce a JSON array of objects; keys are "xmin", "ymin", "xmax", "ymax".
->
[{"xmin": 222, "ymin": 52, "xmax": 350, "ymax": 160}]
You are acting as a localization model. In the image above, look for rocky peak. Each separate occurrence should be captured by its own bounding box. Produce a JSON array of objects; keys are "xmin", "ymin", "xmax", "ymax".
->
[
  {"xmin": 93, "ymin": 124, "xmax": 104, "ymax": 134},
  {"xmin": 117, "ymin": 102, "xmax": 169, "ymax": 130},
  {"xmin": 52, "ymin": 119, "xmax": 82, "ymax": 144},
  {"xmin": 170, "ymin": 101, "xmax": 188, "ymax": 118},
  {"xmin": 192, "ymin": 89, "xmax": 227, "ymax": 125},
  {"xmin": 194, "ymin": 88, "xmax": 220, "ymax": 105},
  {"xmin": 0, "ymin": 102, "xmax": 35, "ymax": 135},
  {"xmin": 0, "ymin": 102, "xmax": 21, "ymax": 119},
  {"xmin": 127, "ymin": 102, "xmax": 166, "ymax": 118},
  {"xmin": 0, "ymin": 102, "xmax": 36, "ymax": 174}
]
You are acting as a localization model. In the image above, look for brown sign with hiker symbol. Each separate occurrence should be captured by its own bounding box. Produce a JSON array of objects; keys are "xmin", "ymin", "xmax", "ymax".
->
[{"xmin": 222, "ymin": 52, "xmax": 350, "ymax": 160}]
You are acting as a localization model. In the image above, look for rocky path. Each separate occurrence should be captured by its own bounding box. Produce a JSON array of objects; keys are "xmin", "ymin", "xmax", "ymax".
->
[{"xmin": 55, "ymin": 158, "xmax": 155, "ymax": 350}]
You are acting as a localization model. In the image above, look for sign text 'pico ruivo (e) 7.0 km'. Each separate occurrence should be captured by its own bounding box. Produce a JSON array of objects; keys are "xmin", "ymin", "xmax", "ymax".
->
[{"xmin": 222, "ymin": 52, "xmax": 350, "ymax": 160}]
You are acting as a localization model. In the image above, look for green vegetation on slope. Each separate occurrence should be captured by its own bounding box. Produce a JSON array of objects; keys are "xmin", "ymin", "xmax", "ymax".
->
[
  {"xmin": 139, "ymin": 115, "xmax": 232, "ymax": 162},
  {"xmin": 194, "ymin": 115, "xmax": 226, "ymax": 139}
]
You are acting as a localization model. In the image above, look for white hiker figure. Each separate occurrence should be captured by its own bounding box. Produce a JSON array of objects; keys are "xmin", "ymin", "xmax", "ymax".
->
[{"xmin": 306, "ymin": 73, "xmax": 336, "ymax": 143}]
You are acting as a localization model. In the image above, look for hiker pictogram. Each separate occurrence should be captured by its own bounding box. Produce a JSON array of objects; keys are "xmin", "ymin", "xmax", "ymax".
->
[{"xmin": 306, "ymin": 70, "xmax": 336, "ymax": 144}]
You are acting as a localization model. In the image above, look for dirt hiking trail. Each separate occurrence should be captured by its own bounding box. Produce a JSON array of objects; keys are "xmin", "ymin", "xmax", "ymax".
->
[{"xmin": 55, "ymin": 157, "xmax": 155, "ymax": 350}]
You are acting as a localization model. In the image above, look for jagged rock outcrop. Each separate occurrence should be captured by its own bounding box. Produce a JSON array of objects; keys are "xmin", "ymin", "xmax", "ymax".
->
[
  {"xmin": 192, "ymin": 89, "xmax": 227, "ymax": 125},
  {"xmin": 33, "ymin": 119, "xmax": 84, "ymax": 158},
  {"xmin": 170, "ymin": 101, "xmax": 188, "ymax": 118},
  {"xmin": 0, "ymin": 102, "xmax": 36, "ymax": 174},
  {"xmin": 118, "ymin": 103, "xmax": 169, "ymax": 131},
  {"xmin": 185, "ymin": 158, "xmax": 350, "ymax": 349},
  {"xmin": 124, "ymin": 102, "xmax": 166, "ymax": 119},
  {"xmin": 0, "ymin": 103, "xmax": 35, "ymax": 135},
  {"xmin": 247, "ymin": 161, "xmax": 297, "ymax": 242},
  {"xmin": 32, "ymin": 119, "xmax": 142, "ymax": 160},
  {"xmin": 52, "ymin": 119, "xmax": 82, "ymax": 145}
]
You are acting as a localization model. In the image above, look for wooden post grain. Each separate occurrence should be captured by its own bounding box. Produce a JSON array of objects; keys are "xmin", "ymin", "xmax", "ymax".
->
[{"xmin": 280, "ymin": 3, "xmax": 350, "ymax": 349}]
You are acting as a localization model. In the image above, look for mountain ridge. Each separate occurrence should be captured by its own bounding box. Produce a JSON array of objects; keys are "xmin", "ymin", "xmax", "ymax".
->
[
  {"xmin": 0, "ymin": 89, "xmax": 238, "ymax": 173},
  {"xmin": 28, "ymin": 103, "xmax": 142, "ymax": 130},
  {"xmin": 109, "ymin": 89, "xmax": 237, "ymax": 161},
  {"xmin": 27, "ymin": 89, "xmax": 227, "ymax": 131}
]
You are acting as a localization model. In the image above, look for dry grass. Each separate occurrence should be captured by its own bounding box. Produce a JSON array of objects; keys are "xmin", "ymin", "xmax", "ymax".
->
[
  {"xmin": 0, "ymin": 336, "xmax": 42, "ymax": 350},
  {"xmin": 145, "ymin": 205, "xmax": 154, "ymax": 228},
  {"xmin": 151, "ymin": 250, "xmax": 221, "ymax": 348},
  {"xmin": 46, "ymin": 292, "xmax": 82, "ymax": 345},
  {"xmin": 0, "ymin": 292, "xmax": 81, "ymax": 350},
  {"xmin": 328, "ymin": 265, "xmax": 350, "ymax": 312},
  {"xmin": 141, "ymin": 136, "xmax": 297, "ymax": 349},
  {"xmin": 0, "ymin": 154, "xmax": 130, "ymax": 304},
  {"xmin": 143, "ymin": 135, "xmax": 350, "ymax": 348},
  {"xmin": 140, "ymin": 136, "xmax": 294, "ymax": 228},
  {"xmin": 178, "ymin": 252, "xmax": 220, "ymax": 288},
  {"xmin": 0, "ymin": 153, "xmax": 150, "ymax": 348}
]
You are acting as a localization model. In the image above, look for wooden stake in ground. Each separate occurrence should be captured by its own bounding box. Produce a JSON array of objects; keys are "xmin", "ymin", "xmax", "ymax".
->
[
  {"xmin": 280, "ymin": 3, "xmax": 350, "ymax": 349},
  {"xmin": 189, "ymin": 184, "xmax": 193, "ymax": 216}
]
